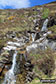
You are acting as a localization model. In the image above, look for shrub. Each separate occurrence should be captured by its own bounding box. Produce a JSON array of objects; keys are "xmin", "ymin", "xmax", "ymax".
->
[
  {"xmin": 42, "ymin": 8, "xmax": 49, "ymax": 19},
  {"xmin": 7, "ymin": 16, "xmax": 15, "ymax": 20}
]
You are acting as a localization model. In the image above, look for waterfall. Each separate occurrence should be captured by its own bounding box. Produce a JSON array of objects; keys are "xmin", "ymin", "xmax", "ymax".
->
[
  {"xmin": 3, "ymin": 51, "xmax": 17, "ymax": 84},
  {"xmin": 41, "ymin": 19, "xmax": 48, "ymax": 31},
  {"xmin": 10, "ymin": 51, "xmax": 17, "ymax": 74},
  {"xmin": 31, "ymin": 33, "xmax": 36, "ymax": 42}
]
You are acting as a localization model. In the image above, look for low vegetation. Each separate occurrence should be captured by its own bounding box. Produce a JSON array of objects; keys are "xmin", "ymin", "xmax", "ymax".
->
[
  {"xmin": 28, "ymin": 49, "xmax": 56, "ymax": 84},
  {"xmin": 42, "ymin": 8, "xmax": 50, "ymax": 19},
  {"xmin": 29, "ymin": 49, "xmax": 55, "ymax": 77}
]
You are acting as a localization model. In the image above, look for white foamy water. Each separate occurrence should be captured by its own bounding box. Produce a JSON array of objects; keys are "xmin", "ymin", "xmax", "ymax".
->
[
  {"xmin": 3, "ymin": 41, "xmax": 25, "ymax": 51},
  {"xmin": 4, "ymin": 46, "xmax": 17, "ymax": 51},
  {"xmin": 26, "ymin": 43, "xmax": 37, "ymax": 53},
  {"xmin": 3, "ymin": 51, "xmax": 17, "ymax": 84},
  {"xmin": 10, "ymin": 51, "xmax": 17, "ymax": 74},
  {"xmin": 7, "ymin": 41, "xmax": 24, "ymax": 46},
  {"xmin": 41, "ymin": 19, "xmax": 48, "ymax": 31},
  {"xmin": 31, "ymin": 33, "xmax": 36, "ymax": 42}
]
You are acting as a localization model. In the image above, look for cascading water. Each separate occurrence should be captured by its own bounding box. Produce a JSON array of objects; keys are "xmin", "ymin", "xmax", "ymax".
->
[
  {"xmin": 41, "ymin": 19, "xmax": 48, "ymax": 31},
  {"xmin": 3, "ymin": 51, "xmax": 17, "ymax": 84},
  {"xmin": 31, "ymin": 33, "xmax": 36, "ymax": 42}
]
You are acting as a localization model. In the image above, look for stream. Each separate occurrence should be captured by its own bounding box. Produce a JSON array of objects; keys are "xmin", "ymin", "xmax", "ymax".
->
[{"xmin": 3, "ymin": 51, "xmax": 17, "ymax": 84}]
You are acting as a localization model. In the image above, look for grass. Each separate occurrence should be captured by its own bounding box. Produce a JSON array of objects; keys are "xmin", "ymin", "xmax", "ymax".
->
[
  {"xmin": 0, "ymin": 39, "xmax": 7, "ymax": 48},
  {"xmin": 29, "ymin": 78, "xmax": 41, "ymax": 84},
  {"xmin": 0, "ymin": 4, "xmax": 55, "ymax": 37}
]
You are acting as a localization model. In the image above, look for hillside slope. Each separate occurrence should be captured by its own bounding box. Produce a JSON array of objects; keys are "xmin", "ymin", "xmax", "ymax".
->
[
  {"xmin": 0, "ymin": 1, "xmax": 56, "ymax": 35},
  {"xmin": 0, "ymin": 1, "xmax": 56, "ymax": 84}
]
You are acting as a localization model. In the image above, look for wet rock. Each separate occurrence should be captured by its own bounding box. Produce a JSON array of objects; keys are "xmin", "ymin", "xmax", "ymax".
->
[
  {"xmin": 0, "ymin": 65, "xmax": 5, "ymax": 76},
  {"xmin": 6, "ymin": 31, "xmax": 16, "ymax": 38},
  {"xmin": 38, "ymin": 43, "xmax": 46, "ymax": 50},
  {"xmin": 25, "ymin": 71, "xmax": 35, "ymax": 83},
  {"xmin": 0, "ymin": 45, "xmax": 4, "ymax": 53},
  {"xmin": 23, "ymin": 36, "xmax": 29, "ymax": 43},
  {"xmin": 35, "ymin": 32, "xmax": 40, "ymax": 41},
  {"xmin": 26, "ymin": 43, "xmax": 38, "ymax": 53},
  {"xmin": 24, "ymin": 61, "xmax": 34, "ymax": 71},
  {"xmin": 41, "ymin": 39, "xmax": 56, "ymax": 51},
  {"xmin": 5, "ymin": 65, "xmax": 11, "ymax": 70},
  {"xmin": 24, "ymin": 62, "xmax": 31, "ymax": 68},
  {"xmin": 38, "ymin": 18, "xmax": 45, "ymax": 29},
  {"xmin": 0, "ymin": 60, "xmax": 8, "ymax": 64}
]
